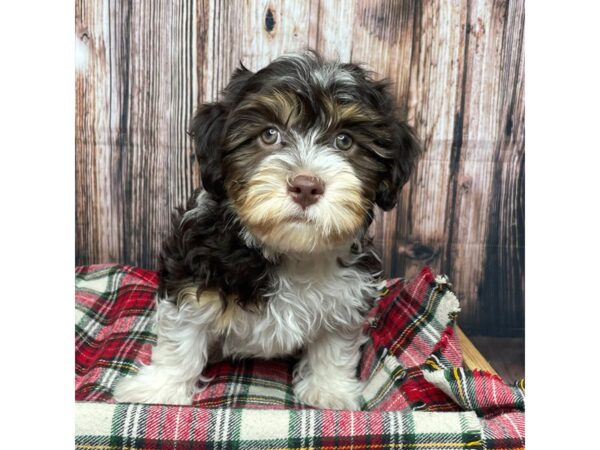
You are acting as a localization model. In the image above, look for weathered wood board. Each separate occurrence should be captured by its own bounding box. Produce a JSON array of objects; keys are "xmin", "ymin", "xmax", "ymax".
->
[{"xmin": 75, "ymin": 0, "xmax": 525, "ymax": 336}]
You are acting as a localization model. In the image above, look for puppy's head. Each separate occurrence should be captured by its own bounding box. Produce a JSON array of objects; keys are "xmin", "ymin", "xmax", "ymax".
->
[{"xmin": 189, "ymin": 52, "xmax": 421, "ymax": 254}]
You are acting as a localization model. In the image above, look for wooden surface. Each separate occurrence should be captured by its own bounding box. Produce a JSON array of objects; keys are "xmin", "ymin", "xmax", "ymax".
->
[
  {"xmin": 469, "ymin": 334, "xmax": 524, "ymax": 381},
  {"xmin": 456, "ymin": 326, "xmax": 498, "ymax": 376},
  {"xmin": 75, "ymin": 0, "xmax": 525, "ymax": 337}
]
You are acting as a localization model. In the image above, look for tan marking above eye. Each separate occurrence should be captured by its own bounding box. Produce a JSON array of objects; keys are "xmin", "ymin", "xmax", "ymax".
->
[
  {"xmin": 334, "ymin": 133, "xmax": 353, "ymax": 150},
  {"xmin": 260, "ymin": 127, "xmax": 281, "ymax": 145}
]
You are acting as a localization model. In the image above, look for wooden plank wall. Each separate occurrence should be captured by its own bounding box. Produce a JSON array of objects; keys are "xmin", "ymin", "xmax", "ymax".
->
[{"xmin": 75, "ymin": 0, "xmax": 525, "ymax": 336}]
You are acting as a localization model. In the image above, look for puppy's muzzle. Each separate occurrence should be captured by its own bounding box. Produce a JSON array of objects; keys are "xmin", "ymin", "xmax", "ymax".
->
[{"xmin": 287, "ymin": 174, "xmax": 325, "ymax": 209}]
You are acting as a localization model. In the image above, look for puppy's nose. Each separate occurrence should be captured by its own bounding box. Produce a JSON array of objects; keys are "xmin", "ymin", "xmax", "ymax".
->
[{"xmin": 288, "ymin": 175, "xmax": 325, "ymax": 209}]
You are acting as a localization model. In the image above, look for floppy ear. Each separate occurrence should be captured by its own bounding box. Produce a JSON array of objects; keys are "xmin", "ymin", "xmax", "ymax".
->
[
  {"xmin": 188, "ymin": 63, "xmax": 254, "ymax": 198},
  {"xmin": 375, "ymin": 121, "xmax": 422, "ymax": 211},
  {"xmin": 189, "ymin": 103, "xmax": 229, "ymax": 198},
  {"xmin": 366, "ymin": 78, "xmax": 422, "ymax": 211}
]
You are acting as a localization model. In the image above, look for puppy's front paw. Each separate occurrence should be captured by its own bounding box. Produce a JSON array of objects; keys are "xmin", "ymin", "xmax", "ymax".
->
[
  {"xmin": 113, "ymin": 365, "xmax": 194, "ymax": 405},
  {"xmin": 293, "ymin": 375, "xmax": 364, "ymax": 410}
]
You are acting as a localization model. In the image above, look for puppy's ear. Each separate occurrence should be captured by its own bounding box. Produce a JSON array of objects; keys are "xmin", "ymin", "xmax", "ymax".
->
[
  {"xmin": 189, "ymin": 64, "xmax": 253, "ymax": 198},
  {"xmin": 375, "ymin": 81, "xmax": 422, "ymax": 211},
  {"xmin": 189, "ymin": 103, "xmax": 229, "ymax": 198},
  {"xmin": 375, "ymin": 120, "xmax": 421, "ymax": 211}
]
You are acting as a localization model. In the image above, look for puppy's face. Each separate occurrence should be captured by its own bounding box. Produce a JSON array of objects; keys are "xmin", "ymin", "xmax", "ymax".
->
[{"xmin": 190, "ymin": 53, "xmax": 420, "ymax": 254}]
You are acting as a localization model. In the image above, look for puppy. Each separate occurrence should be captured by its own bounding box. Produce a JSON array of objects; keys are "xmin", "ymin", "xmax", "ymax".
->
[{"xmin": 114, "ymin": 51, "xmax": 421, "ymax": 410}]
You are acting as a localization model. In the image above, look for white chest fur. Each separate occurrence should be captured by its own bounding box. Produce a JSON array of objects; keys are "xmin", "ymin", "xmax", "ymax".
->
[
  {"xmin": 220, "ymin": 253, "xmax": 378, "ymax": 359},
  {"xmin": 117, "ymin": 247, "xmax": 380, "ymax": 408}
]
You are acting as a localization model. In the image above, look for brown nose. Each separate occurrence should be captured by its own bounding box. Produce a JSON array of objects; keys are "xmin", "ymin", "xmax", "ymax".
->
[{"xmin": 288, "ymin": 175, "xmax": 325, "ymax": 209}]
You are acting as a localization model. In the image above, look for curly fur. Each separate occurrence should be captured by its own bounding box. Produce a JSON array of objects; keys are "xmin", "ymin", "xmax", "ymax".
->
[
  {"xmin": 114, "ymin": 50, "xmax": 421, "ymax": 410},
  {"xmin": 158, "ymin": 190, "xmax": 276, "ymax": 308}
]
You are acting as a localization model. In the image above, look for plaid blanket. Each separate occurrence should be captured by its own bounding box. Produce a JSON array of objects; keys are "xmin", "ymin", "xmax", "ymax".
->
[{"xmin": 76, "ymin": 264, "xmax": 525, "ymax": 449}]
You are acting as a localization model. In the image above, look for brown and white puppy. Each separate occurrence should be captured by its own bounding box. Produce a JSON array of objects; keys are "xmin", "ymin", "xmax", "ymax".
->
[{"xmin": 114, "ymin": 51, "xmax": 421, "ymax": 410}]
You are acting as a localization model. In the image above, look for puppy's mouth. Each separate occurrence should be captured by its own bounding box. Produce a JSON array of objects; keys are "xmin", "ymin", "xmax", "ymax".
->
[
  {"xmin": 229, "ymin": 161, "xmax": 368, "ymax": 253},
  {"xmin": 284, "ymin": 212, "xmax": 315, "ymax": 224}
]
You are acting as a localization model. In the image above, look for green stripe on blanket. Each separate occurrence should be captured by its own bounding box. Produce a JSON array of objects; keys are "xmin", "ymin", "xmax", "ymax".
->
[{"xmin": 76, "ymin": 402, "xmax": 483, "ymax": 450}]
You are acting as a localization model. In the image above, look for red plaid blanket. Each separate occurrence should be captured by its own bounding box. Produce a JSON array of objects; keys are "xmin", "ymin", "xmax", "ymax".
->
[{"xmin": 76, "ymin": 264, "xmax": 524, "ymax": 449}]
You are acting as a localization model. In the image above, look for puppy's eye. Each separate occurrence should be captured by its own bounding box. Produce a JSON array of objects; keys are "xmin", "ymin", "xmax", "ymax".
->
[
  {"xmin": 260, "ymin": 127, "xmax": 281, "ymax": 145},
  {"xmin": 334, "ymin": 133, "xmax": 353, "ymax": 150}
]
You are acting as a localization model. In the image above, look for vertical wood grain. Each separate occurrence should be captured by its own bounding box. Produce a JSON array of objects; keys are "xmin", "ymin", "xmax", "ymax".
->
[
  {"xmin": 476, "ymin": 0, "xmax": 525, "ymax": 335},
  {"xmin": 395, "ymin": 1, "xmax": 469, "ymax": 281},
  {"xmin": 205, "ymin": 0, "xmax": 313, "ymax": 87},
  {"xmin": 441, "ymin": 0, "xmax": 524, "ymax": 334},
  {"xmin": 350, "ymin": 0, "xmax": 422, "ymax": 278},
  {"xmin": 76, "ymin": 0, "xmax": 125, "ymax": 265},
  {"xmin": 75, "ymin": 0, "xmax": 525, "ymax": 336},
  {"xmin": 309, "ymin": 0, "xmax": 355, "ymax": 61},
  {"xmin": 76, "ymin": 0, "xmax": 199, "ymax": 267}
]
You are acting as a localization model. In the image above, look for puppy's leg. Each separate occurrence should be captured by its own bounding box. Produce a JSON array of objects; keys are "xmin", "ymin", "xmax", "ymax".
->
[
  {"xmin": 113, "ymin": 297, "xmax": 213, "ymax": 405},
  {"xmin": 293, "ymin": 327, "xmax": 367, "ymax": 410}
]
